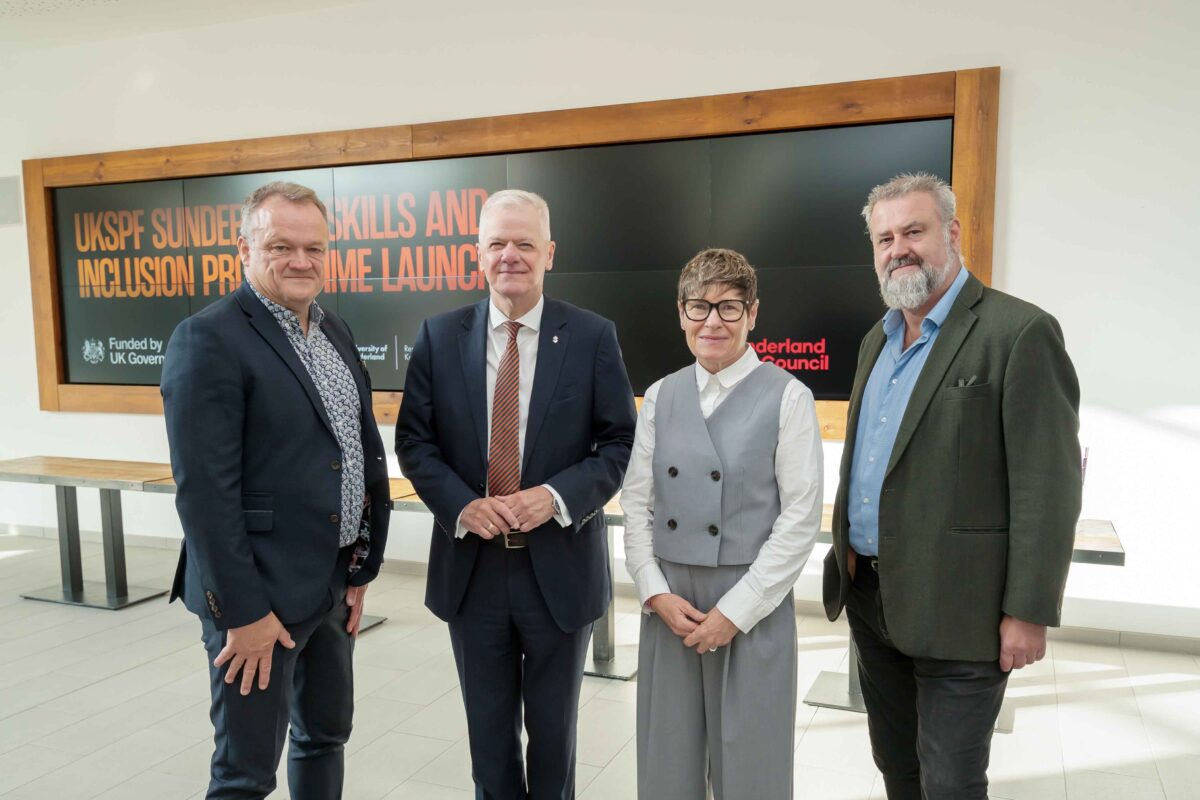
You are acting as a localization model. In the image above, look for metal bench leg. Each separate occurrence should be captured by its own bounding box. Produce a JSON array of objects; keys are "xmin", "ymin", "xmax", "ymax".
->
[
  {"xmin": 56, "ymin": 485, "xmax": 84, "ymax": 599},
  {"xmin": 23, "ymin": 487, "xmax": 167, "ymax": 610},
  {"xmin": 803, "ymin": 637, "xmax": 868, "ymax": 712},
  {"xmin": 585, "ymin": 519, "xmax": 638, "ymax": 680},
  {"xmin": 99, "ymin": 489, "xmax": 129, "ymax": 601}
]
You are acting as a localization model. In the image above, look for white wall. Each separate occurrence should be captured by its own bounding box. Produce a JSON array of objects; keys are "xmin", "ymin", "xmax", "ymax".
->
[{"xmin": 1, "ymin": 0, "xmax": 1197, "ymax": 634}]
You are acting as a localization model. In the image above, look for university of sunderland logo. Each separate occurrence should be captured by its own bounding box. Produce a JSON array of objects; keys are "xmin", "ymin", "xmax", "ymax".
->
[{"xmin": 82, "ymin": 338, "xmax": 105, "ymax": 365}]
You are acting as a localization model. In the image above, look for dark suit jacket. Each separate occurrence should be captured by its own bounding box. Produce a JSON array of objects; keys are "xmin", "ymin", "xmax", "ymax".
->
[
  {"xmin": 395, "ymin": 296, "xmax": 636, "ymax": 633},
  {"xmin": 161, "ymin": 282, "xmax": 391, "ymax": 630},
  {"xmin": 824, "ymin": 272, "xmax": 1082, "ymax": 661}
]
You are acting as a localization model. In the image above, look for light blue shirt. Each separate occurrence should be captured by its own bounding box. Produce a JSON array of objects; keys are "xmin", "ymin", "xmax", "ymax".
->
[{"xmin": 847, "ymin": 266, "xmax": 969, "ymax": 556}]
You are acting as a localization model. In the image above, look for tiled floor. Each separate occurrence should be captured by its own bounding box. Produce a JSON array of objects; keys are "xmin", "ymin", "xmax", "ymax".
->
[{"xmin": 1, "ymin": 533, "xmax": 1198, "ymax": 799}]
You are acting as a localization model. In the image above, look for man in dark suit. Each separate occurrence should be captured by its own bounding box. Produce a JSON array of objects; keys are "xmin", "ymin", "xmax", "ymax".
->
[
  {"xmin": 162, "ymin": 181, "xmax": 391, "ymax": 800},
  {"xmin": 823, "ymin": 173, "xmax": 1082, "ymax": 799},
  {"xmin": 396, "ymin": 189, "xmax": 636, "ymax": 799}
]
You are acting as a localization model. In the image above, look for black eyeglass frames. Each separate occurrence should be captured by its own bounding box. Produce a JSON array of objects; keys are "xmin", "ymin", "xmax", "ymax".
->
[{"xmin": 681, "ymin": 298, "xmax": 751, "ymax": 322}]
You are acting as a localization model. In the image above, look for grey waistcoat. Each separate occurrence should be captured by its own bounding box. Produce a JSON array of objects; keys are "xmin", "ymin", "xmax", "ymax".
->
[{"xmin": 651, "ymin": 361, "xmax": 792, "ymax": 567}]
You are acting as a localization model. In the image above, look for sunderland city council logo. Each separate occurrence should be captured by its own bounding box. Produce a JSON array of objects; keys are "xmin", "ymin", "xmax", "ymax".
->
[{"xmin": 82, "ymin": 339, "xmax": 105, "ymax": 365}]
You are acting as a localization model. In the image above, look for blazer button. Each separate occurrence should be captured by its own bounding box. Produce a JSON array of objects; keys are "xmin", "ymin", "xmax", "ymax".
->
[
  {"xmin": 667, "ymin": 519, "xmax": 677, "ymax": 530},
  {"xmin": 213, "ymin": 610, "xmax": 222, "ymax": 619},
  {"xmin": 205, "ymin": 591, "xmax": 214, "ymax": 599},
  {"xmin": 668, "ymin": 466, "xmax": 678, "ymax": 478},
  {"xmin": 710, "ymin": 470, "xmax": 721, "ymax": 481},
  {"xmin": 331, "ymin": 460, "xmax": 342, "ymax": 470},
  {"xmin": 330, "ymin": 514, "xmax": 340, "ymax": 524},
  {"xmin": 708, "ymin": 524, "xmax": 719, "ymax": 536}
]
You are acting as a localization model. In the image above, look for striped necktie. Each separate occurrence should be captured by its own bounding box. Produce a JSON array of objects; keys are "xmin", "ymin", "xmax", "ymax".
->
[{"xmin": 488, "ymin": 320, "xmax": 522, "ymax": 497}]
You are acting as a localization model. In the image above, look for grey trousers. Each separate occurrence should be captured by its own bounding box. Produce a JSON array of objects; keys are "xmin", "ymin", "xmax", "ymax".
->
[{"xmin": 636, "ymin": 560, "xmax": 798, "ymax": 800}]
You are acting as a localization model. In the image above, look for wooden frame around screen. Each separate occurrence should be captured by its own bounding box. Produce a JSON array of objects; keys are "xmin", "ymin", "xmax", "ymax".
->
[{"xmin": 24, "ymin": 67, "xmax": 999, "ymax": 439}]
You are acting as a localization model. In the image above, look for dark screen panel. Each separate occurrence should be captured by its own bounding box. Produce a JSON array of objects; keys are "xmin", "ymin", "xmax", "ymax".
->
[
  {"xmin": 507, "ymin": 140, "xmax": 711, "ymax": 275},
  {"xmin": 55, "ymin": 180, "xmax": 188, "ymax": 383},
  {"xmin": 711, "ymin": 120, "xmax": 952, "ymax": 268},
  {"xmin": 51, "ymin": 119, "xmax": 953, "ymax": 398}
]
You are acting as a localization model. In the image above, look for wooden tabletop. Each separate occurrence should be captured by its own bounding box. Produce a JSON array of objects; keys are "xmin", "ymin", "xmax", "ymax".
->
[
  {"xmin": 0, "ymin": 456, "xmax": 174, "ymax": 491},
  {"xmin": 389, "ymin": 478, "xmax": 417, "ymax": 501},
  {"xmin": 145, "ymin": 476, "xmax": 420, "ymax": 501}
]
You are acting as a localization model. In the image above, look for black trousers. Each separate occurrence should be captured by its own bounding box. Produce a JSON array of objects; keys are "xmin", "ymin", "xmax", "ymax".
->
[
  {"xmin": 449, "ymin": 541, "xmax": 592, "ymax": 800},
  {"xmin": 846, "ymin": 558, "xmax": 1008, "ymax": 800},
  {"xmin": 199, "ymin": 546, "xmax": 356, "ymax": 800}
]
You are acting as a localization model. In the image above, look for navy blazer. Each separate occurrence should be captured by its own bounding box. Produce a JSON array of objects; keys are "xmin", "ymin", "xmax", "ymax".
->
[
  {"xmin": 396, "ymin": 297, "xmax": 636, "ymax": 633},
  {"xmin": 162, "ymin": 282, "xmax": 391, "ymax": 630}
]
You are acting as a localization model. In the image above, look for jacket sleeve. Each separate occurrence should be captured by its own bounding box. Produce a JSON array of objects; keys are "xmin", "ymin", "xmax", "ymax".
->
[
  {"xmin": 394, "ymin": 319, "xmax": 481, "ymax": 538},
  {"xmin": 542, "ymin": 320, "xmax": 637, "ymax": 529},
  {"xmin": 161, "ymin": 316, "xmax": 270, "ymax": 630},
  {"xmin": 1000, "ymin": 312, "xmax": 1082, "ymax": 626}
]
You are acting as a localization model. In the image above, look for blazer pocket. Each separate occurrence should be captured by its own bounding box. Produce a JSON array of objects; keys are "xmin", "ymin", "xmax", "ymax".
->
[
  {"xmin": 243, "ymin": 510, "xmax": 274, "ymax": 532},
  {"xmin": 241, "ymin": 492, "xmax": 273, "ymax": 510},
  {"xmin": 944, "ymin": 382, "xmax": 991, "ymax": 400},
  {"xmin": 949, "ymin": 525, "xmax": 1008, "ymax": 535}
]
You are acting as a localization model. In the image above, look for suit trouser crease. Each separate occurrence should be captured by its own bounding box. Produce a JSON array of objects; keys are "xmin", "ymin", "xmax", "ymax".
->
[
  {"xmin": 449, "ymin": 541, "xmax": 592, "ymax": 800},
  {"xmin": 846, "ymin": 568, "xmax": 1008, "ymax": 800},
  {"xmin": 636, "ymin": 560, "xmax": 797, "ymax": 800},
  {"xmin": 200, "ymin": 549, "xmax": 355, "ymax": 800}
]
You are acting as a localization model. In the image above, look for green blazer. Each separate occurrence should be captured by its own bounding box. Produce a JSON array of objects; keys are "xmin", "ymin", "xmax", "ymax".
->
[{"xmin": 823, "ymin": 272, "xmax": 1082, "ymax": 661}]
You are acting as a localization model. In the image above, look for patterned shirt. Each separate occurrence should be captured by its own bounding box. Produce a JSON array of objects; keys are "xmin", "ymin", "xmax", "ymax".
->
[{"xmin": 249, "ymin": 281, "xmax": 367, "ymax": 547}]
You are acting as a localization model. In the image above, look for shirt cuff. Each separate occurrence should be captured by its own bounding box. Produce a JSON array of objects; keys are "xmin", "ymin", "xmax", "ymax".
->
[
  {"xmin": 634, "ymin": 562, "xmax": 672, "ymax": 614},
  {"xmin": 716, "ymin": 579, "xmax": 777, "ymax": 633},
  {"xmin": 454, "ymin": 509, "xmax": 468, "ymax": 539},
  {"xmin": 542, "ymin": 484, "xmax": 572, "ymax": 527}
]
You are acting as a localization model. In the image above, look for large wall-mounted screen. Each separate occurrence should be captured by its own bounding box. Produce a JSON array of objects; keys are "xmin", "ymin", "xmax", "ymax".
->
[{"xmin": 53, "ymin": 118, "xmax": 951, "ymax": 399}]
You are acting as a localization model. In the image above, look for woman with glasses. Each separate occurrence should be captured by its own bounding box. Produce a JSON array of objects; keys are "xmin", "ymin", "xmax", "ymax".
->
[{"xmin": 622, "ymin": 248, "xmax": 823, "ymax": 799}]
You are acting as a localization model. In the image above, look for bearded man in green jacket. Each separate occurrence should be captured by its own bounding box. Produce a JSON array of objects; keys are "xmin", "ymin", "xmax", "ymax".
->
[{"xmin": 824, "ymin": 173, "xmax": 1082, "ymax": 800}]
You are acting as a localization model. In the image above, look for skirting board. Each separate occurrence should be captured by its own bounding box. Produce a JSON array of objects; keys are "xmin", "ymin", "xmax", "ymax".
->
[{"xmin": 4, "ymin": 521, "xmax": 182, "ymax": 549}]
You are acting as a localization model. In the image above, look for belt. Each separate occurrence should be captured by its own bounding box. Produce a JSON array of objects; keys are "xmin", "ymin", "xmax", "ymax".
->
[{"xmin": 485, "ymin": 530, "xmax": 529, "ymax": 549}]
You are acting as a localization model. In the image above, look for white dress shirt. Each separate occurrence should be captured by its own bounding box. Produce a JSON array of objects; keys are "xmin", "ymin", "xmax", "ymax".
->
[
  {"xmin": 621, "ymin": 346, "xmax": 823, "ymax": 632},
  {"xmin": 455, "ymin": 295, "xmax": 570, "ymax": 537}
]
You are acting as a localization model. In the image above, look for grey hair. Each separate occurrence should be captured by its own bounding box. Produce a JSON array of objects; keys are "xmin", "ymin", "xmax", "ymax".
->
[
  {"xmin": 861, "ymin": 172, "xmax": 956, "ymax": 234},
  {"xmin": 478, "ymin": 189, "xmax": 552, "ymax": 240},
  {"xmin": 677, "ymin": 248, "xmax": 758, "ymax": 305},
  {"xmin": 239, "ymin": 181, "xmax": 329, "ymax": 243}
]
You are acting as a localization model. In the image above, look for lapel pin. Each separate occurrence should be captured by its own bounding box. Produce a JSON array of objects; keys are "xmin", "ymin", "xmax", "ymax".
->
[{"xmin": 552, "ymin": 335, "xmax": 559, "ymax": 344}]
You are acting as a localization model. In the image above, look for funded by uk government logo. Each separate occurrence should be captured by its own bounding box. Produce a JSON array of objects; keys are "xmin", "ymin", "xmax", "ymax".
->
[{"xmin": 82, "ymin": 338, "xmax": 105, "ymax": 365}]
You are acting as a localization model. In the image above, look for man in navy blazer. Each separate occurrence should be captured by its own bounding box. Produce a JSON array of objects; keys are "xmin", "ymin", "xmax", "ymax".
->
[
  {"xmin": 396, "ymin": 189, "xmax": 636, "ymax": 799},
  {"xmin": 162, "ymin": 182, "xmax": 391, "ymax": 799}
]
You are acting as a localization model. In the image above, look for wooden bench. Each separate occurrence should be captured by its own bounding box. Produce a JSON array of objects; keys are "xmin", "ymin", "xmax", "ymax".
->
[{"xmin": 0, "ymin": 456, "xmax": 406, "ymax": 632}]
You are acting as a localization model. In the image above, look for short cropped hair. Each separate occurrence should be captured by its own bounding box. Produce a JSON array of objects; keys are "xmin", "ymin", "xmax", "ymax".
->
[
  {"xmin": 478, "ymin": 189, "xmax": 552, "ymax": 240},
  {"xmin": 239, "ymin": 181, "xmax": 329, "ymax": 243},
  {"xmin": 677, "ymin": 248, "xmax": 758, "ymax": 305},
  {"xmin": 861, "ymin": 172, "xmax": 957, "ymax": 233}
]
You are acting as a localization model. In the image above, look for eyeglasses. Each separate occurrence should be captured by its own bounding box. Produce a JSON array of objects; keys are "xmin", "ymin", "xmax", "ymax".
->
[{"xmin": 682, "ymin": 298, "xmax": 751, "ymax": 322}]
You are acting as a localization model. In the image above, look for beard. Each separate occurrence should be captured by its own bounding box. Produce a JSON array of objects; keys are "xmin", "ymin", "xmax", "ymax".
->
[{"xmin": 878, "ymin": 242, "xmax": 957, "ymax": 311}]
